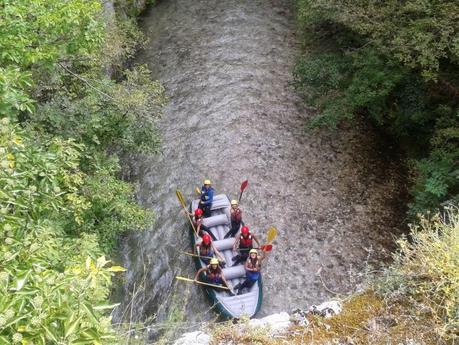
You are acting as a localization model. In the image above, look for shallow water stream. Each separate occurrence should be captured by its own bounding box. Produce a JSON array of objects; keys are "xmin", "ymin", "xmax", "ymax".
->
[{"xmin": 114, "ymin": 0, "xmax": 406, "ymax": 335}]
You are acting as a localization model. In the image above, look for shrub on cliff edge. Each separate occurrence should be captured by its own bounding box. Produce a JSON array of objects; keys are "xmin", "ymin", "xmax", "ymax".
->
[{"xmin": 375, "ymin": 208, "xmax": 459, "ymax": 341}]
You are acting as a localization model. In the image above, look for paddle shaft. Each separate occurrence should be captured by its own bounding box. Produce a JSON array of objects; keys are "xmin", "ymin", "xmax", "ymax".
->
[
  {"xmin": 238, "ymin": 190, "xmax": 244, "ymax": 203},
  {"xmin": 175, "ymin": 190, "xmax": 199, "ymax": 237},
  {"xmin": 176, "ymin": 276, "xmax": 230, "ymax": 290},
  {"xmin": 238, "ymin": 245, "xmax": 272, "ymax": 251},
  {"xmin": 180, "ymin": 251, "xmax": 213, "ymax": 259}
]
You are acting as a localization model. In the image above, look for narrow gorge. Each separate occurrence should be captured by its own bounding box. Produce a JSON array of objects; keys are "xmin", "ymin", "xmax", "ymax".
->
[{"xmin": 115, "ymin": 0, "xmax": 407, "ymax": 330}]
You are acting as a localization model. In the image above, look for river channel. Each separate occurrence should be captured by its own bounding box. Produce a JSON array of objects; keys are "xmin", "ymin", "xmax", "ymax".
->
[{"xmin": 114, "ymin": 0, "xmax": 407, "ymax": 336}]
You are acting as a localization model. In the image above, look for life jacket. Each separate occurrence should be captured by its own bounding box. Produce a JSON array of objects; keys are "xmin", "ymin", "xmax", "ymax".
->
[
  {"xmin": 195, "ymin": 217, "xmax": 204, "ymax": 234},
  {"xmin": 207, "ymin": 266, "xmax": 222, "ymax": 282},
  {"xmin": 246, "ymin": 257, "xmax": 261, "ymax": 282},
  {"xmin": 239, "ymin": 233, "xmax": 253, "ymax": 248},
  {"xmin": 246, "ymin": 257, "xmax": 261, "ymax": 271},
  {"xmin": 199, "ymin": 242, "xmax": 212, "ymax": 256},
  {"xmin": 194, "ymin": 216, "xmax": 203, "ymax": 226},
  {"xmin": 231, "ymin": 208, "xmax": 242, "ymax": 223}
]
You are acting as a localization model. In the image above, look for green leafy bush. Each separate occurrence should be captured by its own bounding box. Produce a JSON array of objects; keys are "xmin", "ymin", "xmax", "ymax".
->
[
  {"xmin": 294, "ymin": 0, "xmax": 459, "ymax": 214},
  {"xmin": 30, "ymin": 65, "xmax": 165, "ymax": 156},
  {"xmin": 375, "ymin": 208, "xmax": 459, "ymax": 340},
  {"xmin": 0, "ymin": 119, "xmax": 151, "ymax": 343},
  {"xmin": 0, "ymin": 0, "xmax": 104, "ymax": 114},
  {"xmin": 0, "ymin": 0, "xmax": 162, "ymax": 342}
]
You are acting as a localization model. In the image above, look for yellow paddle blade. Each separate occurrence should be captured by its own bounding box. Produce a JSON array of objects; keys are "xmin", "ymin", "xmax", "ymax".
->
[
  {"xmin": 175, "ymin": 190, "xmax": 186, "ymax": 209},
  {"xmin": 195, "ymin": 187, "xmax": 201, "ymax": 195},
  {"xmin": 267, "ymin": 226, "xmax": 277, "ymax": 243}
]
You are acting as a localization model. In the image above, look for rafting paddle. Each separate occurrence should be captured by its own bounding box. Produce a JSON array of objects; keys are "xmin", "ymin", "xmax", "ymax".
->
[
  {"xmin": 258, "ymin": 227, "xmax": 277, "ymax": 252},
  {"xmin": 266, "ymin": 226, "xmax": 277, "ymax": 243},
  {"xmin": 175, "ymin": 276, "xmax": 230, "ymax": 290},
  {"xmin": 238, "ymin": 180, "xmax": 248, "ymax": 203},
  {"xmin": 175, "ymin": 190, "xmax": 199, "ymax": 237},
  {"xmin": 180, "ymin": 251, "xmax": 213, "ymax": 260},
  {"xmin": 239, "ymin": 244, "xmax": 273, "ymax": 252}
]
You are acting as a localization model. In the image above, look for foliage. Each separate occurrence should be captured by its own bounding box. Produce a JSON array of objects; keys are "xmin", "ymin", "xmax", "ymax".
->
[
  {"xmin": 407, "ymin": 114, "xmax": 459, "ymax": 214},
  {"xmin": 0, "ymin": 68, "xmax": 35, "ymax": 115},
  {"xmin": 0, "ymin": 0, "xmax": 104, "ymax": 113},
  {"xmin": 296, "ymin": 0, "xmax": 459, "ymax": 79},
  {"xmin": 77, "ymin": 165, "xmax": 154, "ymax": 252},
  {"xmin": 0, "ymin": 0, "xmax": 163, "ymax": 342},
  {"xmin": 0, "ymin": 0, "xmax": 103, "ymax": 69},
  {"xmin": 0, "ymin": 119, "xmax": 140, "ymax": 344},
  {"xmin": 294, "ymin": 0, "xmax": 459, "ymax": 214},
  {"xmin": 99, "ymin": 16, "xmax": 147, "ymax": 71},
  {"xmin": 376, "ymin": 208, "xmax": 459, "ymax": 341},
  {"xmin": 0, "ymin": 0, "xmax": 165, "ymax": 157},
  {"xmin": 30, "ymin": 65, "xmax": 165, "ymax": 156}
]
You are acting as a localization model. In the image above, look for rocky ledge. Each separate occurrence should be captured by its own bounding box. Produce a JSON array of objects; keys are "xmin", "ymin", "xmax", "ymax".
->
[{"xmin": 174, "ymin": 301, "xmax": 342, "ymax": 345}]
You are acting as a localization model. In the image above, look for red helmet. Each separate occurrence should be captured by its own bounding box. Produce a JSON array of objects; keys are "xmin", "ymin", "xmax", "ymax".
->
[
  {"xmin": 241, "ymin": 226, "xmax": 249, "ymax": 235},
  {"xmin": 202, "ymin": 234, "xmax": 211, "ymax": 244},
  {"xmin": 194, "ymin": 208, "xmax": 203, "ymax": 217}
]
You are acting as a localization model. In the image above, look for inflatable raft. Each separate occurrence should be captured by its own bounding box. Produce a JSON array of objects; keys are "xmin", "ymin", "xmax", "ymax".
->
[{"xmin": 190, "ymin": 194, "xmax": 262, "ymax": 318}]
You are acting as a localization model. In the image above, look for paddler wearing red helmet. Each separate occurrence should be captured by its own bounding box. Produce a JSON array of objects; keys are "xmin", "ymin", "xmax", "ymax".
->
[
  {"xmin": 191, "ymin": 208, "xmax": 216, "ymax": 240},
  {"xmin": 231, "ymin": 225, "xmax": 260, "ymax": 266},
  {"xmin": 195, "ymin": 234, "xmax": 226, "ymax": 265}
]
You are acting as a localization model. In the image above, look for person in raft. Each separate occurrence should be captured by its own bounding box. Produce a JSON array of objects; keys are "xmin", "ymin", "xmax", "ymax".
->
[
  {"xmin": 195, "ymin": 234, "xmax": 226, "ymax": 266},
  {"xmin": 234, "ymin": 249, "xmax": 265, "ymax": 295},
  {"xmin": 189, "ymin": 208, "xmax": 217, "ymax": 240},
  {"xmin": 194, "ymin": 258, "xmax": 233, "ymax": 294},
  {"xmin": 224, "ymin": 199, "xmax": 243, "ymax": 238},
  {"xmin": 198, "ymin": 179, "xmax": 214, "ymax": 218},
  {"xmin": 231, "ymin": 226, "xmax": 260, "ymax": 266}
]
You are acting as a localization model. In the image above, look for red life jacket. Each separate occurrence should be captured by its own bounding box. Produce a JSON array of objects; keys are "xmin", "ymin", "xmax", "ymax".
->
[
  {"xmin": 231, "ymin": 208, "xmax": 242, "ymax": 222},
  {"xmin": 194, "ymin": 217, "xmax": 203, "ymax": 227},
  {"xmin": 239, "ymin": 233, "xmax": 253, "ymax": 248},
  {"xmin": 207, "ymin": 266, "xmax": 222, "ymax": 281},
  {"xmin": 199, "ymin": 242, "xmax": 212, "ymax": 256}
]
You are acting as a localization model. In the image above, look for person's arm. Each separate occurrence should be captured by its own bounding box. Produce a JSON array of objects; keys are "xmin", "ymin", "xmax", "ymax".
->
[
  {"xmin": 258, "ymin": 251, "xmax": 266, "ymax": 263},
  {"xmin": 221, "ymin": 271, "xmax": 230, "ymax": 288},
  {"xmin": 253, "ymin": 234, "xmax": 261, "ymax": 247},
  {"xmin": 195, "ymin": 267, "xmax": 206, "ymax": 281},
  {"xmin": 212, "ymin": 244, "xmax": 225, "ymax": 263}
]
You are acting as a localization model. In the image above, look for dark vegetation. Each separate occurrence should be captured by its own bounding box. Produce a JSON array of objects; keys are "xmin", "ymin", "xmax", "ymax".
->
[
  {"xmin": 0, "ymin": 0, "xmax": 163, "ymax": 343},
  {"xmin": 290, "ymin": 2, "xmax": 459, "ymax": 343},
  {"xmin": 293, "ymin": 0, "xmax": 459, "ymax": 216}
]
